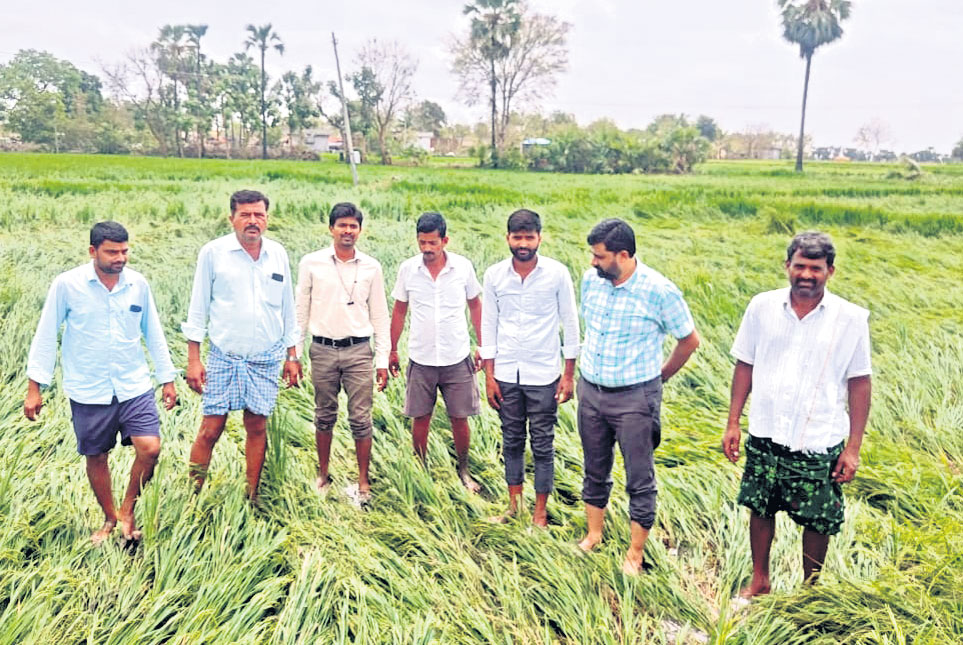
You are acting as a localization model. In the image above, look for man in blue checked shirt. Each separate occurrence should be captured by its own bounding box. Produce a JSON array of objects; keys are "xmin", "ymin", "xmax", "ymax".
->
[
  {"xmin": 183, "ymin": 190, "xmax": 302, "ymax": 502},
  {"xmin": 25, "ymin": 221, "xmax": 178, "ymax": 545},
  {"xmin": 577, "ymin": 218, "xmax": 700, "ymax": 575}
]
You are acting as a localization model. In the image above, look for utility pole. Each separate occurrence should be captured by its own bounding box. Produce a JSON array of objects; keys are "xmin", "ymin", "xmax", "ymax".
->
[{"xmin": 332, "ymin": 32, "xmax": 359, "ymax": 186}]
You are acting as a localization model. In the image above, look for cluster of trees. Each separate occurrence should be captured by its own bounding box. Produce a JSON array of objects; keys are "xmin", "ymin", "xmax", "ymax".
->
[
  {"xmin": 0, "ymin": 50, "xmax": 138, "ymax": 153},
  {"xmin": 507, "ymin": 113, "xmax": 713, "ymax": 174},
  {"xmin": 3, "ymin": 2, "xmax": 957, "ymax": 172}
]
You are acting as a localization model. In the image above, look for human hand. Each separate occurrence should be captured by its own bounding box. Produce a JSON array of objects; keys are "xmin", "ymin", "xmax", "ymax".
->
[
  {"xmin": 832, "ymin": 446, "xmax": 860, "ymax": 483},
  {"xmin": 186, "ymin": 359, "xmax": 206, "ymax": 394},
  {"xmin": 473, "ymin": 348, "xmax": 482, "ymax": 372},
  {"xmin": 162, "ymin": 382, "xmax": 178, "ymax": 410},
  {"xmin": 722, "ymin": 424, "xmax": 742, "ymax": 463},
  {"xmin": 555, "ymin": 374, "xmax": 574, "ymax": 404},
  {"xmin": 23, "ymin": 390, "xmax": 43, "ymax": 421},
  {"xmin": 389, "ymin": 350, "xmax": 401, "ymax": 378},
  {"xmin": 283, "ymin": 360, "xmax": 303, "ymax": 388},
  {"xmin": 376, "ymin": 368, "xmax": 389, "ymax": 392},
  {"xmin": 485, "ymin": 376, "xmax": 503, "ymax": 410}
]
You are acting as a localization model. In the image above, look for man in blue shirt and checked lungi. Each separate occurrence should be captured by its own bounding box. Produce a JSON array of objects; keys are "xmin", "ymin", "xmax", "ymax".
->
[
  {"xmin": 577, "ymin": 219, "xmax": 701, "ymax": 575},
  {"xmin": 25, "ymin": 221, "xmax": 178, "ymax": 545},
  {"xmin": 183, "ymin": 190, "xmax": 302, "ymax": 502}
]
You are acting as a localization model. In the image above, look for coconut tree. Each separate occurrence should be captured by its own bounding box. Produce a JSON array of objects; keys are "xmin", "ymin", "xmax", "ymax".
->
[
  {"xmin": 186, "ymin": 24, "xmax": 208, "ymax": 157},
  {"xmin": 244, "ymin": 23, "xmax": 284, "ymax": 159},
  {"xmin": 778, "ymin": 0, "xmax": 851, "ymax": 172},
  {"xmin": 463, "ymin": 0, "xmax": 521, "ymax": 168}
]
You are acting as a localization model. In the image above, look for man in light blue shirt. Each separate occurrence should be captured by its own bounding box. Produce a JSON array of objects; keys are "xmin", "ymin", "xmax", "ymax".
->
[
  {"xmin": 577, "ymin": 218, "xmax": 700, "ymax": 575},
  {"xmin": 183, "ymin": 189, "xmax": 301, "ymax": 501},
  {"xmin": 25, "ymin": 221, "xmax": 178, "ymax": 545}
]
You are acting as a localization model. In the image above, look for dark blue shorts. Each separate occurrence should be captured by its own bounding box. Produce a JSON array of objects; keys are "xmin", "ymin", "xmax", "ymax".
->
[{"xmin": 69, "ymin": 389, "xmax": 161, "ymax": 456}]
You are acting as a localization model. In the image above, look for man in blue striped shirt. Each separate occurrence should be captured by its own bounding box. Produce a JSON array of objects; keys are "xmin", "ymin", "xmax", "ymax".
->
[
  {"xmin": 577, "ymin": 219, "xmax": 700, "ymax": 575},
  {"xmin": 25, "ymin": 221, "xmax": 178, "ymax": 545}
]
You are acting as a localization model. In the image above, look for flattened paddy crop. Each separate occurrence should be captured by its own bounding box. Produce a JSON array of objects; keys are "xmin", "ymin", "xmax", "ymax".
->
[{"xmin": 0, "ymin": 153, "xmax": 961, "ymax": 644}]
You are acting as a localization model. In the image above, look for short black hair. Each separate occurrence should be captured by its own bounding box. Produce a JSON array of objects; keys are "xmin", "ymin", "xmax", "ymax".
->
[
  {"xmin": 416, "ymin": 212, "xmax": 447, "ymax": 237},
  {"xmin": 586, "ymin": 218, "xmax": 635, "ymax": 257},
  {"xmin": 90, "ymin": 221, "xmax": 128, "ymax": 248},
  {"xmin": 787, "ymin": 231, "xmax": 836, "ymax": 267},
  {"xmin": 507, "ymin": 209, "xmax": 541, "ymax": 233},
  {"xmin": 230, "ymin": 189, "xmax": 269, "ymax": 213},
  {"xmin": 329, "ymin": 202, "xmax": 363, "ymax": 228}
]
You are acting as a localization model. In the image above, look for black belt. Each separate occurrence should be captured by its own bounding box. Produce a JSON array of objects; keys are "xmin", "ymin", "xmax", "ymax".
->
[
  {"xmin": 313, "ymin": 335, "xmax": 369, "ymax": 348},
  {"xmin": 581, "ymin": 376, "xmax": 656, "ymax": 393}
]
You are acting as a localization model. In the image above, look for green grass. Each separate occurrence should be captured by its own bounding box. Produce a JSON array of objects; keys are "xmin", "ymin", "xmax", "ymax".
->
[{"xmin": 0, "ymin": 153, "xmax": 961, "ymax": 644}]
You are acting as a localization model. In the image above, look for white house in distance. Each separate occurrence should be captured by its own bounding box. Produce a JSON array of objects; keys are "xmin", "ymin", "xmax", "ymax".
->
[
  {"xmin": 412, "ymin": 131, "xmax": 434, "ymax": 152},
  {"xmin": 303, "ymin": 128, "xmax": 333, "ymax": 153}
]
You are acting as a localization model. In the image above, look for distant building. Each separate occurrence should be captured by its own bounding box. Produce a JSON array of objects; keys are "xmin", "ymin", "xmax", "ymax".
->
[
  {"xmin": 302, "ymin": 129, "xmax": 333, "ymax": 153},
  {"xmin": 413, "ymin": 131, "xmax": 434, "ymax": 152}
]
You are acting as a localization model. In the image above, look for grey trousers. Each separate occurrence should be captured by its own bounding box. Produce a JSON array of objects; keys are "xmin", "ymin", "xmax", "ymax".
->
[
  {"xmin": 577, "ymin": 376, "xmax": 662, "ymax": 529},
  {"xmin": 496, "ymin": 379, "xmax": 558, "ymax": 494},
  {"xmin": 309, "ymin": 341, "xmax": 374, "ymax": 439}
]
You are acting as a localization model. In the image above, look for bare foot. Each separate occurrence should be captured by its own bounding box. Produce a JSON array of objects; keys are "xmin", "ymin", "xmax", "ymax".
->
[
  {"xmin": 316, "ymin": 475, "xmax": 333, "ymax": 497},
  {"xmin": 738, "ymin": 579, "xmax": 771, "ymax": 599},
  {"xmin": 487, "ymin": 507, "xmax": 517, "ymax": 524},
  {"xmin": 458, "ymin": 470, "xmax": 481, "ymax": 494},
  {"xmin": 117, "ymin": 512, "xmax": 142, "ymax": 542},
  {"xmin": 622, "ymin": 555, "xmax": 644, "ymax": 576},
  {"xmin": 90, "ymin": 520, "xmax": 116, "ymax": 545},
  {"xmin": 577, "ymin": 534, "xmax": 601, "ymax": 552},
  {"xmin": 532, "ymin": 509, "xmax": 548, "ymax": 529}
]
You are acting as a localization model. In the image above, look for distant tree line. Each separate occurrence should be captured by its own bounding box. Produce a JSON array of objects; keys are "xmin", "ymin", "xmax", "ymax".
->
[{"xmin": 2, "ymin": 2, "xmax": 960, "ymax": 171}]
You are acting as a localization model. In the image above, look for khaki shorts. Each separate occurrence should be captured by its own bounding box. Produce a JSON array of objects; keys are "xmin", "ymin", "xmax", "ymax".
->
[{"xmin": 403, "ymin": 357, "xmax": 481, "ymax": 418}]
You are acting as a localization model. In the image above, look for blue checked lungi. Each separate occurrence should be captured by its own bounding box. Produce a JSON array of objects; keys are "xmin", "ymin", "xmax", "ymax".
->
[{"xmin": 202, "ymin": 341, "xmax": 284, "ymax": 416}]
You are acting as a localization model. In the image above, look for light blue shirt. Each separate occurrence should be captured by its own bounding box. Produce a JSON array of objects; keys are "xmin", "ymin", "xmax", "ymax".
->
[
  {"xmin": 182, "ymin": 233, "xmax": 298, "ymax": 358},
  {"xmin": 27, "ymin": 262, "xmax": 177, "ymax": 404},
  {"xmin": 580, "ymin": 261, "xmax": 695, "ymax": 387}
]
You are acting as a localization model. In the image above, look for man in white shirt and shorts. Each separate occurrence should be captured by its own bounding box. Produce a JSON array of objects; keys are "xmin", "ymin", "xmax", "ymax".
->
[
  {"xmin": 723, "ymin": 231, "xmax": 872, "ymax": 597},
  {"xmin": 389, "ymin": 212, "xmax": 483, "ymax": 492}
]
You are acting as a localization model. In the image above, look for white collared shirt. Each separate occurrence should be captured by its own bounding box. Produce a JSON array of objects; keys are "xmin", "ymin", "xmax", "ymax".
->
[
  {"xmin": 295, "ymin": 246, "xmax": 390, "ymax": 368},
  {"xmin": 391, "ymin": 251, "xmax": 482, "ymax": 367},
  {"xmin": 182, "ymin": 233, "xmax": 298, "ymax": 358},
  {"xmin": 731, "ymin": 287, "xmax": 872, "ymax": 453},
  {"xmin": 479, "ymin": 255, "xmax": 580, "ymax": 386}
]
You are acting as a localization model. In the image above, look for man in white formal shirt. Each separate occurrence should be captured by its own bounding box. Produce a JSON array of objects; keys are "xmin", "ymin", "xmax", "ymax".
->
[
  {"xmin": 480, "ymin": 209, "xmax": 579, "ymax": 526},
  {"xmin": 296, "ymin": 202, "xmax": 390, "ymax": 507},
  {"xmin": 389, "ymin": 212, "xmax": 483, "ymax": 492},
  {"xmin": 723, "ymin": 231, "xmax": 872, "ymax": 597},
  {"xmin": 183, "ymin": 189, "xmax": 302, "ymax": 502}
]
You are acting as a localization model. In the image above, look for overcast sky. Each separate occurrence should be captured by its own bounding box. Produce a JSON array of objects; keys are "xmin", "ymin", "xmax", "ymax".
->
[{"xmin": 4, "ymin": 0, "xmax": 961, "ymax": 152}]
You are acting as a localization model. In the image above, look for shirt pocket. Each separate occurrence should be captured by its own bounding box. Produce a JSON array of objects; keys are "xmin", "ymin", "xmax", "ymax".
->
[{"xmin": 265, "ymin": 270, "xmax": 285, "ymax": 308}]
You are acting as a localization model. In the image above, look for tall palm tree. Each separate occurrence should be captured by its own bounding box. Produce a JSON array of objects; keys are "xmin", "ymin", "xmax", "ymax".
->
[
  {"xmin": 244, "ymin": 24, "xmax": 284, "ymax": 159},
  {"xmin": 152, "ymin": 24, "xmax": 188, "ymax": 157},
  {"xmin": 778, "ymin": 0, "xmax": 852, "ymax": 172},
  {"xmin": 186, "ymin": 24, "xmax": 208, "ymax": 158},
  {"xmin": 463, "ymin": 0, "xmax": 520, "ymax": 168}
]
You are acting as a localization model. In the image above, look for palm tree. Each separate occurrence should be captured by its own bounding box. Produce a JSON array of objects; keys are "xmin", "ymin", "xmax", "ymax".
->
[
  {"xmin": 244, "ymin": 24, "xmax": 284, "ymax": 159},
  {"xmin": 463, "ymin": 0, "xmax": 520, "ymax": 168},
  {"xmin": 186, "ymin": 24, "xmax": 208, "ymax": 158},
  {"xmin": 151, "ymin": 24, "xmax": 188, "ymax": 157},
  {"xmin": 778, "ymin": 0, "xmax": 852, "ymax": 172}
]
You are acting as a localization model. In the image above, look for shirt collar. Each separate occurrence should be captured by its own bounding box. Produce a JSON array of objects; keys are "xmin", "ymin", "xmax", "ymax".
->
[
  {"xmin": 419, "ymin": 252, "xmax": 451, "ymax": 275},
  {"xmin": 85, "ymin": 261, "xmax": 128, "ymax": 289},
  {"xmin": 226, "ymin": 233, "xmax": 269, "ymax": 257},
  {"xmin": 507, "ymin": 255, "xmax": 540, "ymax": 278},
  {"xmin": 782, "ymin": 287, "xmax": 834, "ymax": 317},
  {"xmin": 325, "ymin": 245, "xmax": 360, "ymax": 263}
]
